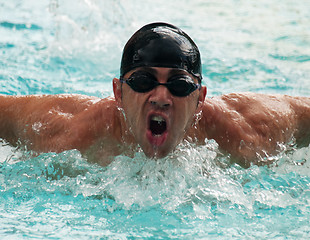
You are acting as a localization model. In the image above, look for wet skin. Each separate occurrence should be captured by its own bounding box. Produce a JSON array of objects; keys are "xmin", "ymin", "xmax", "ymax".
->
[
  {"xmin": 0, "ymin": 67, "xmax": 310, "ymax": 167},
  {"xmin": 113, "ymin": 67, "xmax": 206, "ymax": 159}
]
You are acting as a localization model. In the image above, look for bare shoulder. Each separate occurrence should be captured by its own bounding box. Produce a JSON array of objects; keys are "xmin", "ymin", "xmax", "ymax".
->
[
  {"xmin": 201, "ymin": 92, "xmax": 299, "ymax": 138},
  {"xmin": 200, "ymin": 92, "xmax": 310, "ymax": 166},
  {"xmin": 202, "ymin": 92, "xmax": 306, "ymax": 115},
  {"xmin": 0, "ymin": 93, "xmax": 103, "ymax": 115},
  {"xmin": 0, "ymin": 94, "xmax": 121, "ymax": 154}
]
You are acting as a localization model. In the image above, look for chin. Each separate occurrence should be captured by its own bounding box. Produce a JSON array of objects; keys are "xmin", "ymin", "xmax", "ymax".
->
[{"xmin": 142, "ymin": 145, "xmax": 173, "ymax": 159}]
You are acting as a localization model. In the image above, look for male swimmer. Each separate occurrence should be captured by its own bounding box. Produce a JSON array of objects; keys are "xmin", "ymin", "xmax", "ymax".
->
[{"xmin": 0, "ymin": 22, "xmax": 310, "ymax": 167}]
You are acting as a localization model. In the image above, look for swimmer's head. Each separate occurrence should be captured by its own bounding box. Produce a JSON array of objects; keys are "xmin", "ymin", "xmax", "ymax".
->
[{"xmin": 120, "ymin": 22, "xmax": 202, "ymax": 82}]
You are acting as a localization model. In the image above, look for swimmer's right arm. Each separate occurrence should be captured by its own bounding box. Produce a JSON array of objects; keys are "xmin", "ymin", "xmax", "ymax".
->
[
  {"xmin": 0, "ymin": 95, "xmax": 36, "ymax": 144},
  {"xmin": 288, "ymin": 95, "xmax": 310, "ymax": 147},
  {"xmin": 0, "ymin": 95, "xmax": 78, "ymax": 148},
  {"xmin": 0, "ymin": 94, "xmax": 116, "ymax": 152},
  {"xmin": 0, "ymin": 95, "xmax": 17, "ymax": 143}
]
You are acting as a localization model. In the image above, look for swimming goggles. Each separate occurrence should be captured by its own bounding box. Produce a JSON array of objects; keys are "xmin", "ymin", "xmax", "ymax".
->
[{"xmin": 120, "ymin": 71, "xmax": 201, "ymax": 97}]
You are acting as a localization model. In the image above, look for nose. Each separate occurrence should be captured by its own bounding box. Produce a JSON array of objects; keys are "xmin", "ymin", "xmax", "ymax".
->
[{"xmin": 149, "ymin": 85, "xmax": 173, "ymax": 108}]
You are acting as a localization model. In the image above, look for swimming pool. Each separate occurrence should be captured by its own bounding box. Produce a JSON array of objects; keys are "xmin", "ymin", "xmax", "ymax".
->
[{"xmin": 1, "ymin": 0, "xmax": 310, "ymax": 239}]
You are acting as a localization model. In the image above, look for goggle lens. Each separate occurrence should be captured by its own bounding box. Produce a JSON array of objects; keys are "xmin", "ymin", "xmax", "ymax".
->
[{"xmin": 120, "ymin": 71, "xmax": 200, "ymax": 97}]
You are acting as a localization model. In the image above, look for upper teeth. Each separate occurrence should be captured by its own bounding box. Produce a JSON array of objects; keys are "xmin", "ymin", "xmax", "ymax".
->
[{"xmin": 151, "ymin": 115, "xmax": 165, "ymax": 122}]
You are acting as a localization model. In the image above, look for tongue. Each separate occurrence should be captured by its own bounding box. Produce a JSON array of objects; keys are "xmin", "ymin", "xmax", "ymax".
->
[
  {"xmin": 147, "ymin": 115, "xmax": 168, "ymax": 147},
  {"xmin": 146, "ymin": 130, "xmax": 168, "ymax": 147}
]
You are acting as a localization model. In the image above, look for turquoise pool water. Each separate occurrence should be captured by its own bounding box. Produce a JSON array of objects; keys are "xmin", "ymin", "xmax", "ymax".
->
[{"xmin": 1, "ymin": 0, "xmax": 310, "ymax": 239}]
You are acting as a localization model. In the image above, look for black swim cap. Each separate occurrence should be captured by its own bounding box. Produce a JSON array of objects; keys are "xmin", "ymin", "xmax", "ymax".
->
[{"xmin": 120, "ymin": 22, "xmax": 202, "ymax": 81}]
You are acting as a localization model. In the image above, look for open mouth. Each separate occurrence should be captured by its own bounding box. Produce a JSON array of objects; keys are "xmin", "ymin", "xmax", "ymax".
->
[
  {"xmin": 149, "ymin": 115, "xmax": 167, "ymax": 136},
  {"xmin": 146, "ymin": 114, "xmax": 168, "ymax": 147}
]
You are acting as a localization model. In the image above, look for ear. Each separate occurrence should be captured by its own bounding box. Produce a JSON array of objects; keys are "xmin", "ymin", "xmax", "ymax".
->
[
  {"xmin": 197, "ymin": 86, "xmax": 207, "ymax": 111},
  {"xmin": 113, "ymin": 78, "xmax": 122, "ymax": 105}
]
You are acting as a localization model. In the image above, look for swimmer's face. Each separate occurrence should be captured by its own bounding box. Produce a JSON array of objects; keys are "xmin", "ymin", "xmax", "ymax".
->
[{"xmin": 113, "ymin": 67, "xmax": 206, "ymax": 158}]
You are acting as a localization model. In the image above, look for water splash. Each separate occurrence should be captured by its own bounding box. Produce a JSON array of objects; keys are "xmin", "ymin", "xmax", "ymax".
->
[
  {"xmin": 1, "ymin": 0, "xmax": 310, "ymax": 238},
  {"xmin": 0, "ymin": 138, "xmax": 309, "ymax": 238}
]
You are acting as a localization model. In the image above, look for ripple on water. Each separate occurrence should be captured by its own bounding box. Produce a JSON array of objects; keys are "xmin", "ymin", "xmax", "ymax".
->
[{"xmin": 0, "ymin": 140, "xmax": 309, "ymax": 238}]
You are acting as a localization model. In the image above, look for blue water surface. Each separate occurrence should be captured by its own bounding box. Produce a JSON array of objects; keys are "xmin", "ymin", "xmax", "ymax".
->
[{"xmin": 0, "ymin": 0, "xmax": 310, "ymax": 239}]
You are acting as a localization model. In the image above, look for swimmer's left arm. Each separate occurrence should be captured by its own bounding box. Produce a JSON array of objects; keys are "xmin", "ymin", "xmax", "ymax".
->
[{"xmin": 200, "ymin": 93, "xmax": 310, "ymax": 167}]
